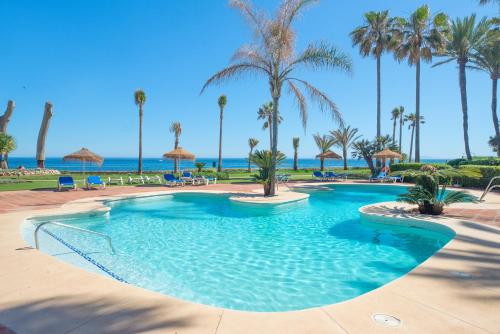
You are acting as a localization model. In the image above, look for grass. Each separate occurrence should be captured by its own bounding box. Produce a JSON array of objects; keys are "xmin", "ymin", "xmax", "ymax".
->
[{"xmin": 0, "ymin": 167, "xmax": 372, "ymax": 191}]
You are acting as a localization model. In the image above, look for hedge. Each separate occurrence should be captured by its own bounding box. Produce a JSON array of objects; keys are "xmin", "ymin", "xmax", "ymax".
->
[
  {"xmin": 448, "ymin": 158, "xmax": 500, "ymax": 167},
  {"xmin": 391, "ymin": 163, "xmax": 451, "ymax": 172},
  {"xmin": 457, "ymin": 165, "xmax": 500, "ymax": 188}
]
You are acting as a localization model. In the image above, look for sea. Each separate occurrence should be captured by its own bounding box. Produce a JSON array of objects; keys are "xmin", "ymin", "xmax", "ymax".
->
[{"xmin": 7, "ymin": 157, "xmax": 449, "ymax": 172}]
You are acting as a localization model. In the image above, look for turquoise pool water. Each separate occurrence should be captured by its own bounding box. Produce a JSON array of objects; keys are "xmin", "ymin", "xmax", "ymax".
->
[{"xmin": 24, "ymin": 185, "xmax": 454, "ymax": 312}]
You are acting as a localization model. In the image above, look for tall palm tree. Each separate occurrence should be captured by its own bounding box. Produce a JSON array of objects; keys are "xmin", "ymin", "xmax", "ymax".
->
[
  {"xmin": 470, "ymin": 29, "xmax": 500, "ymax": 156},
  {"xmin": 433, "ymin": 15, "xmax": 490, "ymax": 160},
  {"xmin": 390, "ymin": 107, "xmax": 402, "ymax": 145},
  {"xmin": 247, "ymin": 138, "xmax": 259, "ymax": 172},
  {"xmin": 169, "ymin": 121, "xmax": 182, "ymax": 173},
  {"xmin": 313, "ymin": 133, "xmax": 335, "ymax": 171},
  {"xmin": 393, "ymin": 5, "xmax": 449, "ymax": 162},
  {"xmin": 0, "ymin": 133, "xmax": 16, "ymax": 169},
  {"xmin": 257, "ymin": 102, "xmax": 283, "ymax": 149},
  {"xmin": 351, "ymin": 11, "xmax": 394, "ymax": 143},
  {"xmin": 217, "ymin": 95, "xmax": 227, "ymax": 172},
  {"xmin": 134, "ymin": 89, "xmax": 146, "ymax": 175},
  {"xmin": 292, "ymin": 137, "xmax": 300, "ymax": 171},
  {"xmin": 405, "ymin": 113, "xmax": 425, "ymax": 162},
  {"xmin": 330, "ymin": 126, "xmax": 360, "ymax": 170},
  {"xmin": 202, "ymin": 0, "xmax": 352, "ymax": 196},
  {"xmin": 398, "ymin": 106, "xmax": 405, "ymax": 152}
]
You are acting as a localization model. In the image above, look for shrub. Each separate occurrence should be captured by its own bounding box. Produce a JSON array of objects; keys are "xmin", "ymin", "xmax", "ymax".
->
[
  {"xmin": 391, "ymin": 163, "xmax": 451, "ymax": 172},
  {"xmin": 447, "ymin": 157, "xmax": 500, "ymax": 167},
  {"xmin": 457, "ymin": 165, "xmax": 500, "ymax": 188},
  {"xmin": 447, "ymin": 158, "xmax": 467, "ymax": 167}
]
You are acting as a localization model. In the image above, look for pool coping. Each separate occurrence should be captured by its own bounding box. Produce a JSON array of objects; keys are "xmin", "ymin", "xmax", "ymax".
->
[{"xmin": 1, "ymin": 184, "xmax": 499, "ymax": 333}]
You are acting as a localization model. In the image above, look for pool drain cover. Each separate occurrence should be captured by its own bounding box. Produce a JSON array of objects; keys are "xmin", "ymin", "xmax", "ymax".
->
[
  {"xmin": 372, "ymin": 314, "xmax": 401, "ymax": 327},
  {"xmin": 450, "ymin": 271, "xmax": 472, "ymax": 279}
]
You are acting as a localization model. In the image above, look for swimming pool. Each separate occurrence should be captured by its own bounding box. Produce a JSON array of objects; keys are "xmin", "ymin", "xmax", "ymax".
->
[{"xmin": 24, "ymin": 185, "xmax": 454, "ymax": 312}]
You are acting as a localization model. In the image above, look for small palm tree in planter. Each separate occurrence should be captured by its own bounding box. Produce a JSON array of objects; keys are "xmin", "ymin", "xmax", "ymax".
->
[
  {"xmin": 195, "ymin": 162, "xmax": 206, "ymax": 173},
  {"xmin": 250, "ymin": 150, "xmax": 286, "ymax": 196},
  {"xmin": 398, "ymin": 172, "xmax": 477, "ymax": 215}
]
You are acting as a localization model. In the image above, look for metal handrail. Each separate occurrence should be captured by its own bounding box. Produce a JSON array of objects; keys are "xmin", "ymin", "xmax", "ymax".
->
[
  {"xmin": 480, "ymin": 176, "xmax": 500, "ymax": 201},
  {"xmin": 34, "ymin": 221, "xmax": 115, "ymax": 254}
]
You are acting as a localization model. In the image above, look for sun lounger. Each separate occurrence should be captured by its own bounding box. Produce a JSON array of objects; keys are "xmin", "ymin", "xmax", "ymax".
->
[
  {"xmin": 107, "ymin": 176, "xmax": 124, "ymax": 185},
  {"xmin": 386, "ymin": 174, "xmax": 404, "ymax": 183},
  {"xmin": 312, "ymin": 171, "xmax": 326, "ymax": 181},
  {"xmin": 86, "ymin": 175, "xmax": 106, "ymax": 189},
  {"xmin": 369, "ymin": 171, "xmax": 387, "ymax": 182},
  {"xmin": 276, "ymin": 174, "xmax": 291, "ymax": 183},
  {"xmin": 164, "ymin": 173, "xmax": 185, "ymax": 186},
  {"xmin": 180, "ymin": 171, "xmax": 196, "ymax": 185},
  {"xmin": 128, "ymin": 176, "xmax": 145, "ymax": 185},
  {"xmin": 145, "ymin": 175, "xmax": 162, "ymax": 184},
  {"xmin": 325, "ymin": 171, "xmax": 347, "ymax": 181},
  {"xmin": 193, "ymin": 175, "xmax": 217, "ymax": 185},
  {"xmin": 58, "ymin": 176, "xmax": 77, "ymax": 191}
]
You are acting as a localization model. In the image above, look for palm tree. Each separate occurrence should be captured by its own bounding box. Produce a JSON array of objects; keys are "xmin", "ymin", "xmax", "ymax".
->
[
  {"xmin": 292, "ymin": 137, "xmax": 300, "ymax": 171},
  {"xmin": 433, "ymin": 15, "xmax": 490, "ymax": 160},
  {"xmin": 257, "ymin": 102, "xmax": 283, "ymax": 149},
  {"xmin": 250, "ymin": 150, "xmax": 286, "ymax": 196},
  {"xmin": 390, "ymin": 107, "xmax": 402, "ymax": 145},
  {"xmin": 134, "ymin": 89, "xmax": 146, "ymax": 175},
  {"xmin": 398, "ymin": 106, "xmax": 405, "ymax": 153},
  {"xmin": 247, "ymin": 138, "xmax": 259, "ymax": 172},
  {"xmin": 393, "ymin": 5, "xmax": 449, "ymax": 162},
  {"xmin": 330, "ymin": 126, "xmax": 360, "ymax": 170},
  {"xmin": 0, "ymin": 133, "xmax": 16, "ymax": 169},
  {"xmin": 169, "ymin": 121, "xmax": 182, "ymax": 173},
  {"xmin": 202, "ymin": 0, "xmax": 352, "ymax": 196},
  {"xmin": 352, "ymin": 139, "xmax": 376, "ymax": 174},
  {"xmin": 470, "ymin": 30, "xmax": 500, "ymax": 156},
  {"xmin": 405, "ymin": 113, "xmax": 425, "ymax": 162},
  {"xmin": 217, "ymin": 95, "xmax": 227, "ymax": 172},
  {"xmin": 351, "ymin": 11, "xmax": 395, "ymax": 143},
  {"xmin": 313, "ymin": 133, "xmax": 335, "ymax": 171}
]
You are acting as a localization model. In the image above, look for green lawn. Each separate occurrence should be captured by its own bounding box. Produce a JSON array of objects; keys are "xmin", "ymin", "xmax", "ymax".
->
[{"xmin": 0, "ymin": 168, "xmax": 372, "ymax": 191}]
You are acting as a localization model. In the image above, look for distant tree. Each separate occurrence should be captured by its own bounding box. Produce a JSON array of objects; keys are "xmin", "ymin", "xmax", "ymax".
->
[
  {"xmin": 398, "ymin": 106, "xmax": 405, "ymax": 152},
  {"xmin": 330, "ymin": 126, "xmax": 361, "ymax": 170},
  {"xmin": 195, "ymin": 162, "xmax": 206, "ymax": 173},
  {"xmin": 352, "ymin": 139, "xmax": 376, "ymax": 174},
  {"xmin": 292, "ymin": 137, "xmax": 300, "ymax": 171},
  {"xmin": 313, "ymin": 133, "xmax": 335, "ymax": 171},
  {"xmin": 247, "ymin": 138, "xmax": 259, "ymax": 172},
  {"xmin": 393, "ymin": 5, "xmax": 449, "ymax": 162},
  {"xmin": 257, "ymin": 102, "xmax": 283, "ymax": 150},
  {"xmin": 489, "ymin": 134, "xmax": 500, "ymax": 153},
  {"xmin": 169, "ymin": 121, "xmax": 182, "ymax": 173},
  {"xmin": 217, "ymin": 95, "xmax": 227, "ymax": 172},
  {"xmin": 0, "ymin": 133, "xmax": 16, "ymax": 169},
  {"xmin": 134, "ymin": 89, "xmax": 146, "ymax": 174},
  {"xmin": 351, "ymin": 10, "xmax": 395, "ymax": 145},
  {"xmin": 390, "ymin": 106, "xmax": 403, "ymax": 146},
  {"xmin": 405, "ymin": 113, "xmax": 425, "ymax": 162},
  {"xmin": 433, "ymin": 15, "xmax": 490, "ymax": 160}
]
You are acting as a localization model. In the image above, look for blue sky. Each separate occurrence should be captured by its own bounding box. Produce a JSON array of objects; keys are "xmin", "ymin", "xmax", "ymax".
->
[{"xmin": 1, "ymin": 0, "xmax": 497, "ymax": 159}]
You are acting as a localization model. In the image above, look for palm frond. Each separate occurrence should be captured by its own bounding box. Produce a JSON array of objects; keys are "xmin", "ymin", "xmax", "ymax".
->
[
  {"xmin": 284, "ymin": 42, "xmax": 352, "ymax": 75},
  {"xmin": 287, "ymin": 80, "xmax": 308, "ymax": 130},
  {"xmin": 201, "ymin": 63, "xmax": 269, "ymax": 94}
]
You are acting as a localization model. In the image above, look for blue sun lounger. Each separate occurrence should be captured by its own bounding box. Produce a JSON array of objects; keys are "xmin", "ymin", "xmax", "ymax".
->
[
  {"xmin": 164, "ymin": 173, "xmax": 185, "ymax": 186},
  {"xmin": 325, "ymin": 171, "xmax": 347, "ymax": 181},
  {"xmin": 86, "ymin": 175, "xmax": 106, "ymax": 189},
  {"xmin": 369, "ymin": 171, "xmax": 387, "ymax": 182},
  {"xmin": 58, "ymin": 176, "xmax": 77, "ymax": 191},
  {"xmin": 312, "ymin": 171, "xmax": 326, "ymax": 181}
]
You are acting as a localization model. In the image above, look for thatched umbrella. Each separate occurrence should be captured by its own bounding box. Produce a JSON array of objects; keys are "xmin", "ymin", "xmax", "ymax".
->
[
  {"xmin": 316, "ymin": 150, "xmax": 342, "ymax": 170},
  {"xmin": 373, "ymin": 148, "xmax": 402, "ymax": 167},
  {"xmin": 63, "ymin": 148, "xmax": 104, "ymax": 174},
  {"xmin": 163, "ymin": 147, "xmax": 195, "ymax": 173}
]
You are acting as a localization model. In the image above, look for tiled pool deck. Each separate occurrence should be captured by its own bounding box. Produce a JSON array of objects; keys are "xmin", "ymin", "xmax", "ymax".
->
[{"xmin": 0, "ymin": 182, "xmax": 499, "ymax": 334}]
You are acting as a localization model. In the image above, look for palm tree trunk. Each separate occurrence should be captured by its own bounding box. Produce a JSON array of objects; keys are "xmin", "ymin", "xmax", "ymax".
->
[
  {"xmin": 268, "ymin": 117, "xmax": 273, "ymax": 151},
  {"xmin": 0, "ymin": 153, "xmax": 5, "ymax": 169},
  {"xmin": 399, "ymin": 114, "xmax": 403, "ymax": 153},
  {"xmin": 376, "ymin": 55, "xmax": 381, "ymax": 141},
  {"xmin": 269, "ymin": 94, "xmax": 279, "ymax": 196},
  {"xmin": 0, "ymin": 100, "xmax": 14, "ymax": 166},
  {"xmin": 458, "ymin": 61, "xmax": 472, "ymax": 160},
  {"xmin": 343, "ymin": 147, "xmax": 348, "ymax": 170},
  {"xmin": 218, "ymin": 106, "xmax": 223, "ymax": 172},
  {"xmin": 248, "ymin": 149, "xmax": 252, "ymax": 172},
  {"xmin": 1, "ymin": 153, "xmax": 8, "ymax": 169},
  {"xmin": 415, "ymin": 58, "xmax": 421, "ymax": 163},
  {"xmin": 174, "ymin": 137, "xmax": 179, "ymax": 173},
  {"xmin": 409, "ymin": 125, "xmax": 415, "ymax": 163},
  {"xmin": 36, "ymin": 102, "xmax": 53, "ymax": 168},
  {"xmin": 320, "ymin": 158, "xmax": 325, "ymax": 171},
  {"xmin": 138, "ymin": 106, "xmax": 143, "ymax": 175},
  {"xmin": 491, "ymin": 75, "xmax": 499, "ymax": 157},
  {"xmin": 293, "ymin": 149, "xmax": 298, "ymax": 171},
  {"xmin": 392, "ymin": 119, "xmax": 397, "ymax": 146}
]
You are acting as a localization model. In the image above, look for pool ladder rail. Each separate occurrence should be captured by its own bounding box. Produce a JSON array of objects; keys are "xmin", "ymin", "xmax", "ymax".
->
[
  {"xmin": 34, "ymin": 221, "xmax": 116, "ymax": 254},
  {"xmin": 480, "ymin": 176, "xmax": 500, "ymax": 202}
]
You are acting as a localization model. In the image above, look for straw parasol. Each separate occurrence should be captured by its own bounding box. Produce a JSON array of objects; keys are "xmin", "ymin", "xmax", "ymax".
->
[
  {"xmin": 163, "ymin": 147, "xmax": 195, "ymax": 172},
  {"xmin": 63, "ymin": 148, "xmax": 104, "ymax": 174},
  {"xmin": 373, "ymin": 148, "xmax": 402, "ymax": 160},
  {"xmin": 316, "ymin": 151, "xmax": 342, "ymax": 160}
]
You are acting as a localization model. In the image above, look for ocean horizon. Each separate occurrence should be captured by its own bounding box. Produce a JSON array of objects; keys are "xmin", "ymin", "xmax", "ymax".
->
[{"xmin": 6, "ymin": 157, "xmax": 450, "ymax": 172}]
